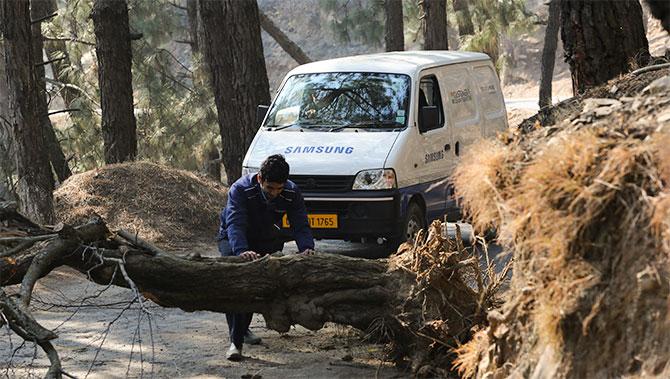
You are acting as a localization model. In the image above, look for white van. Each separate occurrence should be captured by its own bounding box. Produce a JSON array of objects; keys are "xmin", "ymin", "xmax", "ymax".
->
[{"xmin": 243, "ymin": 51, "xmax": 508, "ymax": 245}]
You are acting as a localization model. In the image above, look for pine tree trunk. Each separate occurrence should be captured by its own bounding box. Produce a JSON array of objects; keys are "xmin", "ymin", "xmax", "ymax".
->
[
  {"xmin": 186, "ymin": 0, "xmax": 199, "ymax": 54},
  {"xmin": 1, "ymin": 0, "xmax": 55, "ymax": 223},
  {"xmin": 204, "ymin": 144, "xmax": 221, "ymax": 181},
  {"xmin": 539, "ymin": 0, "xmax": 561, "ymax": 109},
  {"xmin": 31, "ymin": 0, "xmax": 71, "ymax": 183},
  {"xmin": 423, "ymin": 0, "xmax": 448, "ymax": 50},
  {"xmin": 384, "ymin": 0, "xmax": 404, "ymax": 52},
  {"xmin": 199, "ymin": 0, "xmax": 271, "ymax": 183},
  {"xmin": 259, "ymin": 11, "xmax": 312, "ymax": 64},
  {"xmin": 453, "ymin": 0, "xmax": 474, "ymax": 37},
  {"xmin": 560, "ymin": 0, "xmax": 650, "ymax": 95},
  {"xmin": 0, "ymin": 40, "xmax": 14, "ymax": 200},
  {"xmin": 0, "ymin": 40, "xmax": 10, "ymax": 153},
  {"xmin": 91, "ymin": 0, "xmax": 137, "ymax": 164}
]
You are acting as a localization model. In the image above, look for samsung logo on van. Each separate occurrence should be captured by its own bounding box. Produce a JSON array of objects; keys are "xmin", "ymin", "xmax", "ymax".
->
[
  {"xmin": 450, "ymin": 88, "xmax": 473, "ymax": 104},
  {"xmin": 284, "ymin": 146, "xmax": 354, "ymax": 154}
]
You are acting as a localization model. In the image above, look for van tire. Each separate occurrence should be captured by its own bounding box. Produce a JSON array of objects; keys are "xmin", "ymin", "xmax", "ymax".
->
[{"xmin": 389, "ymin": 202, "xmax": 426, "ymax": 249}]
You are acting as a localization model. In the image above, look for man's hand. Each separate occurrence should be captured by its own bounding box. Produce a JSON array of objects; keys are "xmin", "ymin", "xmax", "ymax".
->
[
  {"xmin": 300, "ymin": 248, "xmax": 315, "ymax": 255},
  {"xmin": 239, "ymin": 251, "xmax": 260, "ymax": 261}
]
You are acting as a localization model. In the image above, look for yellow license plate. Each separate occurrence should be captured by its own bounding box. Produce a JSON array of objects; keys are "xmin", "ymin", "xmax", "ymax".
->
[{"xmin": 282, "ymin": 214, "xmax": 338, "ymax": 229}]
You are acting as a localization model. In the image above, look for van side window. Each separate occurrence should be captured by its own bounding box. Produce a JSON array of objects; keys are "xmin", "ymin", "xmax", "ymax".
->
[{"xmin": 418, "ymin": 75, "xmax": 444, "ymax": 132}]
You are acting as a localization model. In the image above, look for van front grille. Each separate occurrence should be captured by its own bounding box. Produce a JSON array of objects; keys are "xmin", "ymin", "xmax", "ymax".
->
[{"xmin": 289, "ymin": 175, "xmax": 355, "ymax": 192}]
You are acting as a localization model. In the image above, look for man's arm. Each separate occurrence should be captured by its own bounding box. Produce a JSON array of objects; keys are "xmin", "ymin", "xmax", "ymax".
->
[
  {"xmin": 225, "ymin": 185, "xmax": 250, "ymax": 256},
  {"xmin": 286, "ymin": 187, "xmax": 315, "ymax": 253}
]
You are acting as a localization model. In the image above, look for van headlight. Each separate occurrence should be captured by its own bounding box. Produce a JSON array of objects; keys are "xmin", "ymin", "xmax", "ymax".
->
[
  {"xmin": 242, "ymin": 167, "xmax": 259, "ymax": 176},
  {"xmin": 352, "ymin": 169, "xmax": 397, "ymax": 190}
]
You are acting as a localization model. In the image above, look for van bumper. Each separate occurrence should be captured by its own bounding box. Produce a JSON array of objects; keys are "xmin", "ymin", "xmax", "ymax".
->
[{"xmin": 282, "ymin": 190, "xmax": 403, "ymax": 241}]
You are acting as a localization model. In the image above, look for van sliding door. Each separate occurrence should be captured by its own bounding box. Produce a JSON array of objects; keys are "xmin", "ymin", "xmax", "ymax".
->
[
  {"xmin": 441, "ymin": 64, "xmax": 481, "ymax": 159},
  {"xmin": 412, "ymin": 70, "xmax": 452, "ymax": 221}
]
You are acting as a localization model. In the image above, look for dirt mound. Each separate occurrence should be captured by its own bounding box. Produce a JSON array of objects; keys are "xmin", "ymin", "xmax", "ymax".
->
[
  {"xmin": 452, "ymin": 73, "xmax": 670, "ymax": 378},
  {"xmin": 517, "ymin": 65, "xmax": 670, "ymax": 134},
  {"xmin": 54, "ymin": 161, "xmax": 227, "ymax": 247}
]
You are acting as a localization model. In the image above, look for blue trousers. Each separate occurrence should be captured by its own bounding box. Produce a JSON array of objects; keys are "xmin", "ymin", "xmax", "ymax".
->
[{"xmin": 219, "ymin": 239, "xmax": 253, "ymax": 349}]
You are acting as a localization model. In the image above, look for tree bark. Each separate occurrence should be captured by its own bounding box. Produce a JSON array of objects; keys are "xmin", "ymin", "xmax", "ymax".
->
[
  {"xmin": 259, "ymin": 11, "xmax": 312, "ymax": 64},
  {"xmin": 384, "ymin": 0, "xmax": 404, "ymax": 52},
  {"xmin": 560, "ymin": 0, "xmax": 650, "ymax": 95},
  {"xmin": 453, "ymin": 0, "xmax": 474, "ymax": 37},
  {"xmin": 186, "ymin": 0, "xmax": 199, "ymax": 54},
  {"xmin": 1, "ymin": 0, "xmax": 55, "ymax": 224},
  {"xmin": 539, "ymin": 0, "xmax": 561, "ymax": 109},
  {"xmin": 91, "ymin": 0, "xmax": 137, "ymax": 164},
  {"xmin": 31, "ymin": 0, "xmax": 72, "ymax": 184},
  {"xmin": 199, "ymin": 0, "xmax": 271, "ymax": 183},
  {"xmin": 204, "ymin": 144, "xmax": 221, "ymax": 181},
  {"xmin": 0, "ymin": 36, "xmax": 9, "ymax": 125},
  {"xmin": 0, "ymin": 38, "xmax": 14, "ymax": 197},
  {"xmin": 423, "ymin": 0, "xmax": 448, "ymax": 50}
]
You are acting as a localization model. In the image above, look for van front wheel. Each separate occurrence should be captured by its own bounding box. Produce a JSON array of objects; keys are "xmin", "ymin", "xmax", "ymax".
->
[{"xmin": 396, "ymin": 202, "xmax": 426, "ymax": 244}]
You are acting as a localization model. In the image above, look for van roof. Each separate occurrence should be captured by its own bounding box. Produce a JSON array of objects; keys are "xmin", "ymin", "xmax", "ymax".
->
[{"xmin": 288, "ymin": 51, "xmax": 491, "ymax": 77}]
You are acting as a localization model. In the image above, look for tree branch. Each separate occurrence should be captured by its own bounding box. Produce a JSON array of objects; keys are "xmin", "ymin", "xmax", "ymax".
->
[
  {"xmin": 36, "ymin": 57, "xmax": 66, "ymax": 67},
  {"xmin": 117, "ymin": 229, "xmax": 162, "ymax": 256},
  {"xmin": 31, "ymin": 12, "xmax": 57, "ymax": 24},
  {"xmin": 259, "ymin": 11, "xmax": 311, "ymax": 64},
  {"xmin": 0, "ymin": 234, "xmax": 56, "ymax": 245},
  {"xmin": 168, "ymin": 1, "xmax": 188, "ymax": 11},
  {"xmin": 47, "ymin": 108, "xmax": 81, "ymax": 117},
  {"xmin": 43, "ymin": 36, "xmax": 96, "ymax": 46},
  {"xmin": 40, "ymin": 340, "xmax": 63, "ymax": 379},
  {"xmin": 0, "ymin": 288, "xmax": 58, "ymax": 342}
]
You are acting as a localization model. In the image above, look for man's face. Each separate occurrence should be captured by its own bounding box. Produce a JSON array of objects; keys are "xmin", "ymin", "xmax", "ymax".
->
[{"xmin": 258, "ymin": 174, "xmax": 284, "ymax": 200}]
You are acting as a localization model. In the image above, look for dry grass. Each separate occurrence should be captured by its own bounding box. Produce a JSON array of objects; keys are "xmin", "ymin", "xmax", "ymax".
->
[
  {"xmin": 54, "ymin": 161, "xmax": 227, "ymax": 247},
  {"xmin": 453, "ymin": 73, "xmax": 670, "ymax": 378},
  {"xmin": 452, "ymin": 140, "xmax": 523, "ymax": 233},
  {"xmin": 452, "ymin": 329, "xmax": 489, "ymax": 379}
]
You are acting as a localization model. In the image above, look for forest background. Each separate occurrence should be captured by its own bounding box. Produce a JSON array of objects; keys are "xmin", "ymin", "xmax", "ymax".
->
[{"xmin": 0, "ymin": 0, "xmax": 562, "ymax": 204}]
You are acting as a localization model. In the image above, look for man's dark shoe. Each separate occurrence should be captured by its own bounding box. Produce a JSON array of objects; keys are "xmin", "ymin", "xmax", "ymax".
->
[{"xmin": 244, "ymin": 330, "xmax": 262, "ymax": 345}]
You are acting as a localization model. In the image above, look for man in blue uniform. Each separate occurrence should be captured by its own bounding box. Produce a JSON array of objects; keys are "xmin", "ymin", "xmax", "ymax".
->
[{"xmin": 218, "ymin": 154, "xmax": 314, "ymax": 361}]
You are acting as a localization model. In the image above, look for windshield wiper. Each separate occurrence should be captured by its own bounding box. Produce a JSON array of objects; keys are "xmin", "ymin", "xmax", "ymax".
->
[
  {"xmin": 329, "ymin": 120, "xmax": 404, "ymax": 132},
  {"xmin": 294, "ymin": 120, "xmax": 348, "ymax": 130},
  {"xmin": 265, "ymin": 123, "xmax": 299, "ymax": 131}
]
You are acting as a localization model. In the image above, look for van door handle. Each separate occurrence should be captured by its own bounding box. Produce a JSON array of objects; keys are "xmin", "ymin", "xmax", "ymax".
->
[{"xmin": 444, "ymin": 144, "xmax": 450, "ymax": 151}]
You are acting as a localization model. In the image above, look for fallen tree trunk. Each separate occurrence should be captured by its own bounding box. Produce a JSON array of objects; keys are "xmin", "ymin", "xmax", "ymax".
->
[
  {"xmin": 80, "ymin": 247, "xmax": 398, "ymax": 333},
  {"xmin": 259, "ymin": 11, "xmax": 311, "ymax": 65},
  {"xmin": 1, "ymin": 202, "xmax": 498, "ymax": 376}
]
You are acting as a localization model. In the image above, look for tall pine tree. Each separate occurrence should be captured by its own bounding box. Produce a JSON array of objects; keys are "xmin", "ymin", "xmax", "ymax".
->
[{"xmin": 199, "ymin": 0, "xmax": 270, "ymax": 183}]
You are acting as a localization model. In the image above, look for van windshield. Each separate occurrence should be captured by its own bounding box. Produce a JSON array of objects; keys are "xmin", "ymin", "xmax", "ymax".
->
[{"xmin": 264, "ymin": 72, "xmax": 411, "ymax": 131}]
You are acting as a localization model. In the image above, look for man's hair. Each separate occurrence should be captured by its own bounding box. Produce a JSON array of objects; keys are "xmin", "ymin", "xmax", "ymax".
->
[{"xmin": 259, "ymin": 154, "xmax": 290, "ymax": 183}]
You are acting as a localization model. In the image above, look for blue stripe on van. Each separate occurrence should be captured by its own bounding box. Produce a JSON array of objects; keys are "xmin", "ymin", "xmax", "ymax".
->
[{"xmin": 398, "ymin": 176, "xmax": 451, "ymax": 224}]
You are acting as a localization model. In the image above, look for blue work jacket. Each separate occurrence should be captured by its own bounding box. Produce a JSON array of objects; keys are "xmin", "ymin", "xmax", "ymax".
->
[{"xmin": 218, "ymin": 174, "xmax": 314, "ymax": 255}]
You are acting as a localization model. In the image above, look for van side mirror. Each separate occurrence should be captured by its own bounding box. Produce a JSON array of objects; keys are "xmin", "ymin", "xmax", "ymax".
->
[
  {"xmin": 256, "ymin": 105, "xmax": 269, "ymax": 126},
  {"xmin": 419, "ymin": 105, "xmax": 439, "ymax": 133}
]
